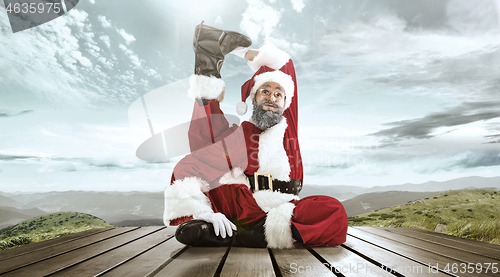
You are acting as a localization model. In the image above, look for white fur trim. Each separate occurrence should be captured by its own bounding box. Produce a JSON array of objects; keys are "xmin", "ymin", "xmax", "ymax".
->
[
  {"xmin": 253, "ymin": 190, "xmax": 299, "ymax": 213},
  {"xmin": 236, "ymin": 101, "xmax": 248, "ymax": 115},
  {"xmin": 163, "ymin": 176, "xmax": 213, "ymax": 226},
  {"xmin": 218, "ymin": 167, "xmax": 250, "ymax": 188},
  {"xmin": 248, "ymin": 41, "xmax": 290, "ymax": 72},
  {"xmin": 257, "ymin": 118, "xmax": 291, "ymax": 181},
  {"xmin": 250, "ymin": 71, "xmax": 294, "ymax": 111},
  {"xmin": 187, "ymin": 74, "xmax": 225, "ymax": 101},
  {"xmin": 264, "ymin": 203, "xmax": 295, "ymax": 249}
]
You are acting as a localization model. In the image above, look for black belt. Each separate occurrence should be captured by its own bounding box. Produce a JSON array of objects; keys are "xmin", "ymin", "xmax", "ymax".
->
[{"xmin": 247, "ymin": 173, "xmax": 301, "ymax": 195}]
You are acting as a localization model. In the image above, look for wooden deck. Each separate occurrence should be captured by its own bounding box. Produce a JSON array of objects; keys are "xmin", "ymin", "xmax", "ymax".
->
[{"xmin": 1, "ymin": 226, "xmax": 499, "ymax": 276}]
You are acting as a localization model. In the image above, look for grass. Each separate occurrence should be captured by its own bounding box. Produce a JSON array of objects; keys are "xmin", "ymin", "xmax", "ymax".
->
[
  {"xmin": 0, "ymin": 212, "xmax": 115, "ymax": 251},
  {"xmin": 349, "ymin": 189, "xmax": 500, "ymax": 245}
]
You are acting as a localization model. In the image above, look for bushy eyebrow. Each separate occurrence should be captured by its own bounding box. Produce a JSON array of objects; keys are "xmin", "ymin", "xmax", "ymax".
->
[{"xmin": 261, "ymin": 84, "xmax": 284, "ymax": 92}]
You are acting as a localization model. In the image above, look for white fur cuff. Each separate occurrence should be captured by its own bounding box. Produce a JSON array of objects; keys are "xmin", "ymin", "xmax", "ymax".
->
[
  {"xmin": 264, "ymin": 202, "xmax": 295, "ymax": 249},
  {"xmin": 253, "ymin": 191, "xmax": 299, "ymax": 213},
  {"xmin": 218, "ymin": 167, "xmax": 250, "ymax": 188},
  {"xmin": 248, "ymin": 41, "xmax": 291, "ymax": 72},
  {"xmin": 163, "ymin": 176, "xmax": 213, "ymax": 226},
  {"xmin": 187, "ymin": 74, "xmax": 225, "ymax": 102}
]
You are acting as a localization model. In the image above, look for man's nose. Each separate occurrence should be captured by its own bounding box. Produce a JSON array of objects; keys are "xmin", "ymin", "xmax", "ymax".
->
[{"xmin": 267, "ymin": 92, "xmax": 277, "ymax": 101}]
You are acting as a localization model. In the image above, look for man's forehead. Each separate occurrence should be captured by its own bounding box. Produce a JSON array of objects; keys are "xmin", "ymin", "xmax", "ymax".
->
[{"xmin": 260, "ymin": 82, "xmax": 284, "ymax": 92}]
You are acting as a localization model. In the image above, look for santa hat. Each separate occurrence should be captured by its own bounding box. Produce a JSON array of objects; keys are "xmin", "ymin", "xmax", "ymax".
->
[{"xmin": 237, "ymin": 41, "xmax": 295, "ymax": 115}]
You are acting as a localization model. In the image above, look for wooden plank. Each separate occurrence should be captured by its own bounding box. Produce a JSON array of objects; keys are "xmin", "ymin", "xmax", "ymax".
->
[
  {"xmin": 153, "ymin": 247, "xmax": 228, "ymax": 277},
  {"xmin": 0, "ymin": 227, "xmax": 138, "ymax": 275},
  {"xmin": 313, "ymin": 247, "xmax": 394, "ymax": 277},
  {"xmin": 356, "ymin": 227, "xmax": 500, "ymax": 265},
  {"xmin": 343, "ymin": 232, "xmax": 450, "ymax": 277},
  {"xmin": 1, "ymin": 227, "xmax": 161, "ymax": 276},
  {"xmin": 220, "ymin": 247, "xmax": 275, "ymax": 277},
  {"xmin": 48, "ymin": 227, "xmax": 175, "ymax": 276},
  {"xmin": 99, "ymin": 236, "xmax": 186, "ymax": 277},
  {"xmin": 399, "ymin": 227, "xmax": 500, "ymax": 250},
  {"xmin": 0, "ymin": 228, "xmax": 112, "ymax": 262},
  {"xmin": 272, "ymin": 248, "xmax": 333, "ymax": 277},
  {"xmin": 381, "ymin": 227, "xmax": 500, "ymax": 260},
  {"xmin": 348, "ymin": 227, "xmax": 496, "ymax": 277},
  {"xmin": 403, "ymin": 228, "xmax": 500, "ymax": 250}
]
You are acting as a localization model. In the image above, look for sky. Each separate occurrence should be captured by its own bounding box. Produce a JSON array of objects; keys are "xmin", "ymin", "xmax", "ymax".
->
[{"xmin": 0, "ymin": 0, "xmax": 500, "ymax": 192}]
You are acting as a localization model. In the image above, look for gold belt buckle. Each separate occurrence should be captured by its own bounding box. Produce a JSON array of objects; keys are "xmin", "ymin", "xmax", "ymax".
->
[{"xmin": 254, "ymin": 172, "xmax": 273, "ymax": 192}]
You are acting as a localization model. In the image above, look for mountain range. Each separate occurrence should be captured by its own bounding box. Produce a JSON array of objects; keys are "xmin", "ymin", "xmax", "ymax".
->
[{"xmin": 0, "ymin": 175, "xmax": 498, "ymax": 228}]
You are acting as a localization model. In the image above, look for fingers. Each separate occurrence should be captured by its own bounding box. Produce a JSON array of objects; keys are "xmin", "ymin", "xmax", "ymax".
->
[
  {"xmin": 199, "ymin": 212, "xmax": 236, "ymax": 238},
  {"xmin": 223, "ymin": 218, "xmax": 233, "ymax": 237},
  {"xmin": 212, "ymin": 213, "xmax": 227, "ymax": 238},
  {"xmin": 212, "ymin": 220, "xmax": 221, "ymax": 237},
  {"xmin": 219, "ymin": 221, "xmax": 227, "ymax": 238},
  {"xmin": 213, "ymin": 213, "xmax": 236, "ymax": 238}
]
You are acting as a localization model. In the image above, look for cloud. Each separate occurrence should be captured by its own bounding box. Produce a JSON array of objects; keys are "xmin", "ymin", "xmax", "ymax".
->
[
  {"xmin": 70, "ymin": 51, "xmax": 93, "ymax": 68},
  {"xmin": 446, "ymin": 0, "xmax": 500, "ymax": 34},
  {"xmin": 97, "ymin": 15, "xmax": 111, "ymax": 28},
  {"xmin": 0, "ymin": 9, "xmax": 101, "ymax": 104},
  {"xmin": 0, "ymin": 153, "xmax": 167, "ymax": 173},
  {"xmin": 0, "ymin": 154, "xmax": 37, "ymax": 160},
  {"xmin": 0, "ymin": 110, "xmax": 34, "ymax": 118},
  {"xmin": 442, "ymin": 151, "xmax": 500, "ymax": 171},
  {"xmin": 99, "ymin": 35, "xmax": 111, "ymax": 48},
  {"xmin": 89, "ymin": 0, "xmax": 95, "ymax": 3},
  {"xmin": 269, "ymin": 38, "xmax": 309, "ymax": 57},
  {"xmin": 117, "ymin": 29, "xmax": 136, "ymax": 45},
  {"xmin": 119, "ymin": 44, "xmax": 142, "ymax": 67},
  {"xmin": 371, "ymin": 101, "xmax": 500, "ymax": 141},
  {"xmin": 240, "ymin": 0, "xmax": 281, "ymax": 41},
  {"xmin": 35, "ymin": 157, "xmax": 159, "ymax": 173},
  {"xmin": 485, "ymin": 134, "xmax": 500, "ymax": 144},
  {"xmin": 290, "ymin": 0, "xmax": 305, "ymax": 13},
  {"xmin": 215, "ymin": 16, "xmax": 223, "ymax": 26},
  {"xmin": 0, "ymin": 6, "xmax": 165, "ymax": 107},
  {"xmin": 367, "ymin": 45, "xmax": 500, "ymax": 100}
]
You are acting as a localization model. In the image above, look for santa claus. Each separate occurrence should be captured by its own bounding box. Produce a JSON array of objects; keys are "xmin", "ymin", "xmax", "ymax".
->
[{"xmin": 163, "ymin": 22, "xmax": 348, "ymax": 249}]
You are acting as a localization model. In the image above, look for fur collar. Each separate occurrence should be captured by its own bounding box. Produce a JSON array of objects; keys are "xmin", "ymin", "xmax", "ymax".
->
[{"xmin": 256, "ymin": 118, "xmax": 291, "ymax": 181}]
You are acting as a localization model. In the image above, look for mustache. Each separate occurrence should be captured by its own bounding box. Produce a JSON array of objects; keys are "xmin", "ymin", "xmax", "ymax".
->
[{"xmin": 258, "ymin": 100, "xmax": 279, "ymax": 109}]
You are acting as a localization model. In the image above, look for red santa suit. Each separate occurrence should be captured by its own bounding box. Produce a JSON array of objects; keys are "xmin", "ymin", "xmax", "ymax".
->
[{"xmin": 163, "ymin": 42, "xmax": 348, "ymax": 248}]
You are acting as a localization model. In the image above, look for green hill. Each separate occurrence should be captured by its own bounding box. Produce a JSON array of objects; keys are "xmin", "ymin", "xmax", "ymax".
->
[
  {"xmin": 0, "ymin": 212, "xmax": 115, "ymax": 250},
  {"xmin": 349, "ymin": 189, "xmax": 500, "ymax": 245}
]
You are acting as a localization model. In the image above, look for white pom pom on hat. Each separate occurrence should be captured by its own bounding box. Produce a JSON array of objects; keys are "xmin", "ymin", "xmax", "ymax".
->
[{"xmin": 236, "ymin": 101, "xmax": 248, "ymax": 115}]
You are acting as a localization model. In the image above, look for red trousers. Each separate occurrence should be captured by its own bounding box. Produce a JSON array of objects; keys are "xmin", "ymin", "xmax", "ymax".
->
[{"xmin": 208, "ymin": 184, "xmax": 348, "ymax": 247}]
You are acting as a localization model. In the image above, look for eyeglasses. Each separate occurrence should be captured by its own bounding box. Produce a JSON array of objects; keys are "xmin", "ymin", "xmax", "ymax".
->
[{"xmin": 257, "ymin": 88, "xmax": 284, "ymax": 100}]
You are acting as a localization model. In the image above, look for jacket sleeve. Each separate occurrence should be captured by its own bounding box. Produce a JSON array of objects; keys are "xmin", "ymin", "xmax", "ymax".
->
[{"xmin": 164, "ymin": 125, "xmax": 249, "ymax": 226}]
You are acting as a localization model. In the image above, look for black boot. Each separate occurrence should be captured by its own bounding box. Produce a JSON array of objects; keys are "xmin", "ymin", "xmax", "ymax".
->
[
  {"xmin": 175, "ymin": 220, "xmax": 234, "ymax": 247},
  {"xmin": 193, "ymin": 21, "xmax": 252, "ymax": 78},
  {"xmin": 234, "ymin": 219, "xmax": 267, "ymax": 248}
]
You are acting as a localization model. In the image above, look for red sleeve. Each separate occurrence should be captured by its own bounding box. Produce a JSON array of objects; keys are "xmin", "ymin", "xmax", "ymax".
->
[{"xmin": 281, "ymin": 60, "xmax": 303, "ymax": 184}]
